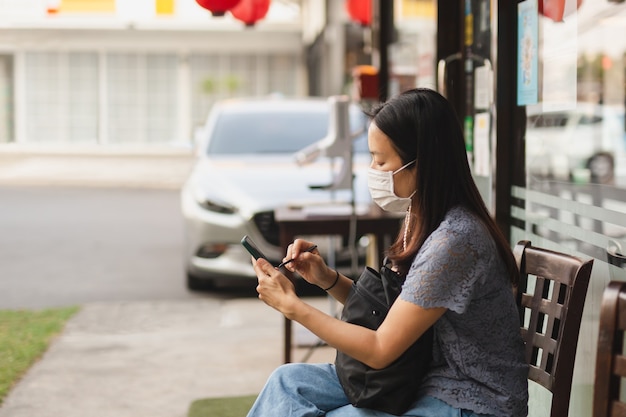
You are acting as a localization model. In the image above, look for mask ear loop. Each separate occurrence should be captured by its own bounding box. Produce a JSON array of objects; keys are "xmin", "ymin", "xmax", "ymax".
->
[{"xmin": 393, "ymin": 159, "xmax": 416, "ymax": 175}]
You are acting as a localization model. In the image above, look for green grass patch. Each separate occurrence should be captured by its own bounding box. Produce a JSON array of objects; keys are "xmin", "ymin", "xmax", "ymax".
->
[
  {"xmin": 0, "ymin": 306, "xmax": 79, "ymax": 405},
  {"xmin": 188, "ymin": 395, "xmax": 257, "ymax": 417}
]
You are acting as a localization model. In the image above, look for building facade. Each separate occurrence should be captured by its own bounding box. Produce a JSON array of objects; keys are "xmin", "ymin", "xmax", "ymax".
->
[{"xmin": 0, "ymin": 0, "xmax": 307, "ymax": 146}]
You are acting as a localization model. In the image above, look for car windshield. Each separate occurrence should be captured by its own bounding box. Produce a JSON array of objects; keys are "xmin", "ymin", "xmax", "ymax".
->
[{"xmin": 207, "ymin": 109, "xmax": 368, "ymax": 155}]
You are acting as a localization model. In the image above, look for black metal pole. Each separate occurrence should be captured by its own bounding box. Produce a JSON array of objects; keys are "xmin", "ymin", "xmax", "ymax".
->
[
  {"xmin": 378, "ymin": 0, "xmax": 393, "ymax": 102},
  {"xmin": 496, "ymin": 0, "xmax": 526, "ymax": 241}
]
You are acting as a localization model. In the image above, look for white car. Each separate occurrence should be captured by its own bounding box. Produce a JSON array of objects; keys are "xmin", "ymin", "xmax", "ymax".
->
[{"xmin": 181, "ymin": 96, "xmax": 372, "ymax": 290}]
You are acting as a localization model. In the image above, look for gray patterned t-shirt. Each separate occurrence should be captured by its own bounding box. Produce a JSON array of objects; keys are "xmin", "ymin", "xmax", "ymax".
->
[{"xmin": 400, "ymin": 206, "xmax": 528, "ymax": 417}]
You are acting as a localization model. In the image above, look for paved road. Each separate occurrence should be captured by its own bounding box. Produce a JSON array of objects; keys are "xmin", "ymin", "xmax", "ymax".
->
[{"xmin": 0, "ymin": 185, "xmax": 208, "ymax": 309}]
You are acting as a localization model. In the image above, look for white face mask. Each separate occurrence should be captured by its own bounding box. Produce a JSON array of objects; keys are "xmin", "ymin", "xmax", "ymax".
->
[{"xmin": 367, "ymin": 160, "xmax": 416, "ymax": 212}]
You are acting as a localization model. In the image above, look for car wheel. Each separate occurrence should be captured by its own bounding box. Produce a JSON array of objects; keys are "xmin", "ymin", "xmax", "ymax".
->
[
  {"xmin": 186, "ymin": 272, "xmax": 214, "ymax": 291},
  {"xmin": 587, "ymin": 152, "xmax": 615, "ymax": 184}
]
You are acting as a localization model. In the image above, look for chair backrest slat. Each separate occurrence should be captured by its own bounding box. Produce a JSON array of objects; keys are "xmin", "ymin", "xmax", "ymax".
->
[
  {"xmin": 594, "ymin": 281, "xmax": 626, "ymax": 417},
  {"xmin": 514, "ymin": 240, "xmax": 593, "ymax": 417}
]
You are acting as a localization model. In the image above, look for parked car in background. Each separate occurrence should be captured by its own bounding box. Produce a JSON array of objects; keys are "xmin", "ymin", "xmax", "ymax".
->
[
  {"xmin": 181, "ymin": 96, "xmax": 372, "ymax": 290},
  {"xmin": 526, "ymin": 104, "xmax": 626, "ymax": 185}
]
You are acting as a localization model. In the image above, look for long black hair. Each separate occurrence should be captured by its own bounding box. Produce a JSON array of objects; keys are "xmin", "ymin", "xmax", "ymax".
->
[{"xmin": 369, "ymin": 88, "xmax": 518, "ymax": 284}]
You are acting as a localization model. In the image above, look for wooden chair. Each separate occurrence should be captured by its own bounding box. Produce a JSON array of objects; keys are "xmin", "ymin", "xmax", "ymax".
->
[
  {"xmin": 593, "ymin": 281, "xmax": 626, "ymax": 417},
  {"xmin": 513, "ymin": 240, "xmax": 594, "ymax": 417}
]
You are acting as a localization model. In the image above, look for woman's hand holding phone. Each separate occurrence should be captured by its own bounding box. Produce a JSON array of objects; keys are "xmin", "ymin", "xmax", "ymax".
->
[{"xmin": 244, "ymin": 236, "xmax": 342, "ymax": 316}]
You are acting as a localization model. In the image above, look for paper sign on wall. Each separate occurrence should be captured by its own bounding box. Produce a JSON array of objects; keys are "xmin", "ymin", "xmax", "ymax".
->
[
  {"xmin": 517, "ymin": 0, "xmax": 539, "ymax": 106},
  {"xmin": 473, "ymin": 112, "xmax": 491, "ymax": 177},
  {"xmin": 474, "ymin": 65, "xmax": 492, "ymax": 110}
]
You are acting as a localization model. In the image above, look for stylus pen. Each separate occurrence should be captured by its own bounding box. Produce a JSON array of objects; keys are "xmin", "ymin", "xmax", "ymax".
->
[{"xmin": 277, "ymin": 245, "xmax": 318, "ymax": 268}]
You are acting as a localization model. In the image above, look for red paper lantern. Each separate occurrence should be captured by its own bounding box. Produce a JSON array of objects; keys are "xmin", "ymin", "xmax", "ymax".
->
[
  {"xmin": 230, "ymin": 0, "xmax": 271, "ymax": 27},
  {"xmin": 346, "ymin": 0, "xmax": 371, "ymax": 26},
  {"xmin": 46, "ymin": 0, "xmax": 61, "ymax": 14},
  {"xmin": 196, "ymin": 0, "xmax": 241, "ymax": 17},
  {"xmin": 538, "ymin": 0, "xmax": 583, "ymax": 22}
]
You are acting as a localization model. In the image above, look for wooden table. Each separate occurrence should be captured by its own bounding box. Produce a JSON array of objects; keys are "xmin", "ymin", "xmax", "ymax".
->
[{"xmin": 274, "ymin": 205, "xmax": 403, "ymax": 363}]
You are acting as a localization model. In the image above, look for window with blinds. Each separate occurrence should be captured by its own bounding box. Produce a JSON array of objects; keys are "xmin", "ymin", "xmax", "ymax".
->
[
  {"xmin": 189, "ymin": 53, "xmax": 299, "ymax": 129},
  {"xmin": 20, "ymin": 50, "xmax": 301, "ymax": 144},
  {"xmin": 106, "ymin": 53, "xmax": 178, "ymax": 144},
  {"xmin": 24, "ymin": 52, "xmax": 99, "ymax": 143}
]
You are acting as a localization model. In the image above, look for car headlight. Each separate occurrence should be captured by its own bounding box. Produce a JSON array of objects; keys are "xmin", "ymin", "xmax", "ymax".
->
[{"xmin": 195, "ymin": 195, "xmax": 238, "ymax": 214}]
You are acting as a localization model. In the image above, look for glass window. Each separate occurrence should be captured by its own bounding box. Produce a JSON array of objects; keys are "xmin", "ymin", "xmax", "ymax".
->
[
  {"xmin": 229, "ymin": 55, "xmax": 258, "ymax": 97},
  {"xmin": 208, "ymin": 110, "xmax": 329, "ymax": 154},
  {"xmin": 68, "ymin": 53, "xmax": 98, "ymax": 143},
  {"xmin": 189, "ymin": 54, "xmax": 222, "ymax": 130},
  {"xmin": 189, "ymin": 52, "xmax": 302, "ymax": 133},
  {"xmin": 24, "ymin": 52, "xmax": 98, "ymax": 143},
  {"xmin": 515, "ymin": 2, "xmax": 626, "ymax": 415},
  {"xmin": 145, "ymin": 54, "xmax": 178, "ymax": 143},
  {"xmin": 107, "ymin": 53, "xmax": 177, "ymax": 144},
  {"xmin": 24, "ymin": 52, "xmax": 63, "ymax": 143},
  {"xmin": 207, "ymin": 105, "xmax": 368, "ymax": 155},
  {"xmin": 107, "ymin": 53, "xmax": 143, "ymax": 143},
  {"xmin": 268, "ymin": 54, "xmax": 298, "ymax": 96}
]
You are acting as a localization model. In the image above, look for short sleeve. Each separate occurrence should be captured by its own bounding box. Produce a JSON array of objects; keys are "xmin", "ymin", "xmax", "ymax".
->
[{"xmin": 400, "ymin": 207, "xmax": 496, "ymax": 313}]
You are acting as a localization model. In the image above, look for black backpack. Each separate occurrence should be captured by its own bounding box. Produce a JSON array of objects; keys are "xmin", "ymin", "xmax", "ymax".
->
[{"xmin": 335, "ymin": 263, "xmax": 433, "ymax": 416}]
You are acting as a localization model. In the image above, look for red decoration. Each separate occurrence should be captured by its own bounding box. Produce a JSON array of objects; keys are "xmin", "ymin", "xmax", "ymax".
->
[
  {"xmin": 538, "ymin": 0, "xmax": 583, "ymax": 22},
  {"xmin": 46, "ymin": 0, "xmax": 61, "ymax": 14},
  {"xmin": 346, "ymin": 0, "xmax": 371, "ymax": 26},
  {"xmin": 196, "ymin": 0, "xmax": 241, "ymax": 17},
  {"xmin": 352, "ymin": 65, "xmax": 378, "ymax": 100},
  {"xmin": 230, "ymin": 0, "xmax": 271, "ymax": 27}
]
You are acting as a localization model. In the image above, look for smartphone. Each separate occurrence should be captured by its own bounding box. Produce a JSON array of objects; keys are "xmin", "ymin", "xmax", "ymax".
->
[{"xmin": 241, "ymin": 235, "xmax": 267, "ymax": 260}]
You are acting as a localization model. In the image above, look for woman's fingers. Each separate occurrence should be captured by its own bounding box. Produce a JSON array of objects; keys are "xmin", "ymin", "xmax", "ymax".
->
[
  {"xmin": 292, "ymin": 238, "xmax": 309, "ymax": 258},
  {"xmin": 253, "ymin": 257, "xmax": 274, "ymax": 277},
  {"xmin": 281, "ymin": 243, "xmax": 294, "ymax": 268},
  {"xmin": 291, "ymin": 238, "xmax": 317, "ymax": 261},
  {"xmin": 280, "ymin": 239, "xmax": 316, "ymax": 272}
]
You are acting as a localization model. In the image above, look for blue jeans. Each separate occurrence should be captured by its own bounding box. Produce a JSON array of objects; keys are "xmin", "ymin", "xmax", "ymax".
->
[{"xmin": 246, "ymin": 363, "xmax": 495, "ymax": 417}]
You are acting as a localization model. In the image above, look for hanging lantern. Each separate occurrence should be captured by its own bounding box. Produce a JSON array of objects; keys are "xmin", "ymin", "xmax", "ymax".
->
[
  {"xmin": 538, "ymin": 0, "xmax": 583, "ymax": 23},
  {"xmin": 196, "ymin": 0, "xmax": 241, "ymax": 17},
  {"xmin": 346, "ymin": 0, "xmax": 371, "ymax": 26},
  {"xmin": 230, "ymin": 0, "xmax": 271, "ymax": 27},
  {"xmin": 46, "ymin": 0, "xmax": 61, "ymax": 14}
]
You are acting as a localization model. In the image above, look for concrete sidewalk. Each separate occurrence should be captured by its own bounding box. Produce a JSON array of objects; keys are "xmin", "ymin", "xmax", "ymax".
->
[
  {"xmin": 0, "ymin": 143, "xmax": 195, "ymax": 189},
  {"xmin": 0, "ymin": 298, "xmax": 335, "ymax": 417}
]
